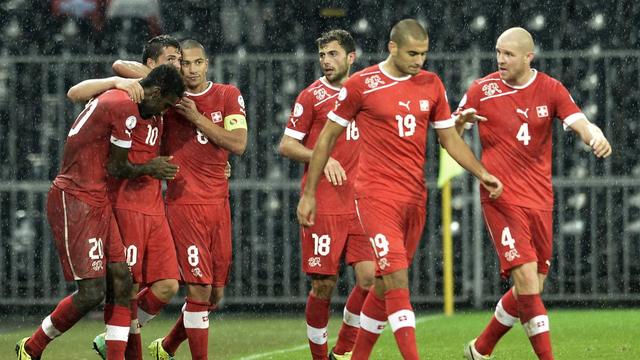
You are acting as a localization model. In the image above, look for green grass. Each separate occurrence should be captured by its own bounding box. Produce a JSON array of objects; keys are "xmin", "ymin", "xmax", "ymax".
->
[{"xmin": 1, "ymin": 309, "xmax": 638, "ymax": 359}]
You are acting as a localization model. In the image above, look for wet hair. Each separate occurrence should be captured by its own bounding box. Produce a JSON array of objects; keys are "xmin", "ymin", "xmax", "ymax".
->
[
  {"xmin": 140, "ymin": 64, "xmax": 185, "ymax": 99},
  {"xmin": 141, "ymin": 35, "xmax": 181, "ymax": 64},
  {"xmin": 390, "ymin": 19, "xmax": 428, "ymax": 46},
  {"xmin": 315, "ymin": 29, "xmax": 356, "ymax": 54},
  {"xmin": 180, "ymin": 39, "xmax": 207, "ymax": 58}
]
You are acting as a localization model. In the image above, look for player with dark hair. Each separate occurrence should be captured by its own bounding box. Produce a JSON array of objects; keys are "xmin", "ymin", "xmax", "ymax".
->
[
  {"xmin": 279, "ymin": 29, "xmax": 375, "ymax": 360},
  {"xmin": 458, "ymin": 27, "xmax": 611, "ymax": 360},
  {"xmin": 16, "ymin": 64, "xmax": 184, "ymax": 360},
  {"xmin": 297, "ymin": 19, "xmax": 503, "ymax": 359},
  {"xmin": 146, "ymin": 39, "xmax": 248, "ymax": 360},
  {"xmin": 67, "ymin": 35, "xmax": 186, "ymax": 360}
]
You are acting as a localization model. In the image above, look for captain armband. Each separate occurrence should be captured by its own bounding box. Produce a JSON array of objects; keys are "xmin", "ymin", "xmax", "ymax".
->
[{"xmin": 224, "ymin": 114, "xmax": 247, "ymax": 131}]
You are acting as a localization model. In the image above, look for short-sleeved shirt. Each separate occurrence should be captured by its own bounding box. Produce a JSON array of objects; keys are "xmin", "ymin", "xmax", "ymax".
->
[
  {"xmin": 455, "ymin": 70, "xmax": 584, "ymax": 210},
  {"xmin": 285, "ymin": 77, "xmax": 359, "ymax": 215},
  {"xmin": 107, "ymin": 115, "xmax": 164, "ymax": 215},
  {"xmin": 163, "ymin": 82, "xmax": 246, "ymax": 204},
  {"xmin": 328, "ymin": 63, "xmax": 454, "ymax": 205},
  {"xmin": 53, "ymin": 89, "xmax": 135, "ymax": 206}
]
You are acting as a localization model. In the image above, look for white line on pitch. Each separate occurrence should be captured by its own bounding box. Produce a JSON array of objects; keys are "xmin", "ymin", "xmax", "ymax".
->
[{"xmin": 237, "ymin": 315, "xmax": 442, "ymax": 360}]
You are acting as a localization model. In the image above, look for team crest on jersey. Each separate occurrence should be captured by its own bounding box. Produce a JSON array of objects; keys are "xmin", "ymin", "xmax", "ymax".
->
[
  {"xmin": 125, "ymin": 116, "xmax": 137, "ymax": 130},
  {"xmin": 308, "ymin": 257, "xmax": 321, "ymax": 267},
  {"xmin": 365, "ymin": 74, "xmax": 385, "ymax": 89},
  {"xmin": 482, "ymin": 83, "xmax": 502, "ymax": 97},
  {"xmin": 92, "ymin": 260, "xmax": 103, "ymax": 272},
  {"xmin": 536, "ymin": 105, "xmax": 549, "ymax": 118},
  {"xmin": 420, "ymin": 100, "xmax": 430, "ymax": 111},
  {"xmin": 191, "ymin": 267, "xmax": 203, "ymax": 278},
  {"xmin": 210, "ymin": 111, "xmax": 223, "ymax": 123},
  {"xmin": 504, "ymin": 248, "xmax": 521, "ymax": 262},
  {"xmin": 378, "ymin": 257, "xmax": 390, "ymax": 270},
  {"xmin": 314, "ymin": 88, "xmax": 327, "ymax": 101}
]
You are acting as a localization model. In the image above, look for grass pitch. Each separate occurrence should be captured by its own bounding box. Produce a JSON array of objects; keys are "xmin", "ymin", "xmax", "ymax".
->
[{"xmin": 1, "ymin": 309, "xmax": 637, "ymax": 359}]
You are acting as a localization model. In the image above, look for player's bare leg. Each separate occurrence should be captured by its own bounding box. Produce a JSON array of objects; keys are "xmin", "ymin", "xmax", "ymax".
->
[
  {"xmin": 162, "ymin": 284, "xmax": 211, "ymax": 360},
  {"xmin": 21, "ymin": 278, "xmax": 105, "ymax": 359},
  {"xmin": 332, "ymin": 261, "xmax": 375, "ymax": 358},
  {"xmin": 512, "ymin": 262, "xmax": 553, "ymax": 360},
  {"xmin": 306, "ymin": 274, "xmax": 337, "ymax": 359}
]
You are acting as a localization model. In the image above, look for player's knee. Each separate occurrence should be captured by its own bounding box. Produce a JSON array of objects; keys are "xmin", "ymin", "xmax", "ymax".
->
[
  {"xmin": 151, "ymin": 279, "xmax": 179, "ymax": 302},
  {"xmin": 109, "ymin": 263, "xmax": 133, "ymax": 300},
  {"xmin": 310, "ymin": 276, "xmax": 337, "ymax": 300},
  {"xmin": 76, "ymin": 279, "xmax": 106, "ymax": 311},
  {"xmin": 210, "ymin": 287, "xmax": 225, "ymax": 305}
]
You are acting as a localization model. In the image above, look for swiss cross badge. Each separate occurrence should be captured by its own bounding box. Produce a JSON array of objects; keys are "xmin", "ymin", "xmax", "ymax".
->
[
  {"xmin": 536, "ymin": 105, "xmax": 549, "ymax": 118},
  {"xmin": 210, "ymin": 111, "xmax": 223, "ymax": 123}
]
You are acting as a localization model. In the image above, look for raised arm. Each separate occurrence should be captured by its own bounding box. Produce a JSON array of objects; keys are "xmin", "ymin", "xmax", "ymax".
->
[
  {"xmin": 567, "ymin": 118, "xmax": 612, "ymax": 158},
  {"xmin": 112, "ymin": 60, "xmax": 152, "ymax": 78},
  {"xmin": 107, "ymin": 144, "xmax": 179, "ymax": 179},
  {"xmin": 175, "ymin": 97, "xmax": 247, "ymax": 155},
  {"xmin": 296, "ymin": 121, "xmax": 345, "ymax": 226},
  {"xmin": 436, "ymin": 126, "xmax": 503, "ymax": 199},
  {"xmin": 67, "ymin": 77, "xmax": 143, "ymax": 103}
]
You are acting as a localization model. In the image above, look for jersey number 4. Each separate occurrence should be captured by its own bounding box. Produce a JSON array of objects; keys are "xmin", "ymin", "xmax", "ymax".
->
[{"xmin": 516, "ymin": 123, "xmax": 531, "ymax": 145}]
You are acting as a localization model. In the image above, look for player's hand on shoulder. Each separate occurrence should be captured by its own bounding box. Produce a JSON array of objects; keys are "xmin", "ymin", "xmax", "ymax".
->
[
  {"xmin": 587, "ymin": 124, "xmax": 612, "ymax": 158},
  {"xmin": 147, "ymin": 155, "xmax": 179, "ymax": 180},
  {"xmin": 175, "ymin": 97, "xmax": 200, "ymax": 122},
  {"xmin": 115, "ymin": 77, "xmax": 144, "ymax": 103},
  {"xmin": 297, "ymin": 195, "xmax": 316, "ymax": 227},
  {"xmin": 480, "ymin": 172, "xmax": 503, "ymax": 200},
  {"xmin": 324, "ymin": 157, "xmax": 347, "ymax": 186},
  {"xmin": 456, "ymin": 108, "xmax": 487, "ymax": 126}
]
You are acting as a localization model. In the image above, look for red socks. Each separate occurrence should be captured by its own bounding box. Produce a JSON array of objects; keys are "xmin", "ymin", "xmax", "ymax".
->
[
  {"xmin": 137, "ymin": 287, "xmax": 168, "ymax": 327},
  {"xmin": 333, "ymin": 286, "xmax": 368, "ymax": 355},
  {"xmin": 385, "ymin": 288, "xmax": 418, "ymax": 360},
  {"xmin": 26, "ymin": 295, "xmax": 84, "ymax": 358},
  {"xmin": 305, "ymin": 294, "xmax": 330, "ymax": 359},
  {"xmin": 104, "ymin": 304, "xmax": 131, "ymax": 360},
  {"xmin": 183, "ymin": 298, "xmax": 211, "ymax": 360},
  {"xmin": 475, "ymin": 288, "xmax": 519, "ymax": 355},
  {"xmin": 351, "ymin": 290, "xmax": 386, "ymax": 360},
  {"xmin": 125, "ymin": 299, "xmax": 142, "ymax": 360},
  {"xmin": 518, "ymin": 294, "xmax": 553, "ymax": 360}
]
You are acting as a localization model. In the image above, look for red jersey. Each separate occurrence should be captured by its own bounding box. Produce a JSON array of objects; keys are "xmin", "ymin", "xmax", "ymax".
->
[
  {"xmin": 328, "ymin": 63, "xmax": 454, "ymax": 205},
  {"xmin": 456, "ymin": 70, "xmax": 584, "ymax": 210},
  {"xmin": 53, "ymin": 90, "xmax": 135, "ymax": 206},
  {"xmin": 285, "ymin": 77, "xmax": 359, "ymax": 215},
  {"xmin": 107, "ymin": 115, "xmax": 164, "ymax": 215},
  {"xmin": 163, "ymin": 82, "xmax": 246, "ymax": 204}
]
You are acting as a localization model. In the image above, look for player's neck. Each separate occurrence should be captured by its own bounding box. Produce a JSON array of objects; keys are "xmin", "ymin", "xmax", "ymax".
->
[
  {"xmin": 381, "ymin": 57, "xmax": 409, "ymax": 79},
  {"xmin": 507, "ymin": 69, "xmax": 534, "ymax": 87},
  {"xmin": 187, "ymin": 81, "xmax": 209, "ymax": 94}
]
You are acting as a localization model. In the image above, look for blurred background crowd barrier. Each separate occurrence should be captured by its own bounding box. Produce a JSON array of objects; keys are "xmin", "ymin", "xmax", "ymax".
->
[{"xmin": 0, "ymin": 0, "xmax": 638, "ymax": 309}]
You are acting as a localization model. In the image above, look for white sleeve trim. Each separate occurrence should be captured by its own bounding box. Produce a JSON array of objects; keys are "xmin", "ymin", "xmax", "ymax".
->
[
  {"xmin": 431, "ymin": 117, "xmax": 456, "ymax": 129},
  {"xmin": 562, "ymin": 112, "xmax": 587, "ymax": 131},
  {"xmin": 327, "ymin": 111, "xmax": 350, "ymax": 128},
  {"xmin": 110, "ymin": 136, "xmax": 132, "ymax": 148},
  {"xmin": 284, "ymin": 128, "xmax": 306, "ymax": 140}
]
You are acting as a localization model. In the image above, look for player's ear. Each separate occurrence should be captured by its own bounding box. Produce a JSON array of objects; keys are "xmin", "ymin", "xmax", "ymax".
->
[
  {"xmin": 388, "ymin": 41, "xmax": 398, "ymax": 56},
  {"xmin": 145, "ymin": 85, "xmax": 162, "ymax": 99},
  {"xmin": 347, "ymin": 51, "xmax": 356, "ymax": 65}
]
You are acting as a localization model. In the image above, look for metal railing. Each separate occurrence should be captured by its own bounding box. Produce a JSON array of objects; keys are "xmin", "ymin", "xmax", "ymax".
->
[{"xmin": 0, "ymin": 51, "xmax": 638, "ymax": 308}]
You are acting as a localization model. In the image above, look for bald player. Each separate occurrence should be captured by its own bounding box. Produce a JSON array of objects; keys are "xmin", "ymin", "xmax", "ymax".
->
[
  {"xmin": 297, "ymin": 19, "xmax": 502, "ymax": 359},
  {"xmin": 456, "ymin": 28, "xmax": 611, "ymax": 360}
]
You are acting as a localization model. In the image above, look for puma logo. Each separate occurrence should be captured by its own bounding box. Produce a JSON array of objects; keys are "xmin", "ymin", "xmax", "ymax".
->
[
  {"xmin": 399, "ymin": 100, "xmax": 411, "ymax": 111},
  {"xmin": 516, "ymin": 107, "xmax": 529, "ymax": 119}
]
